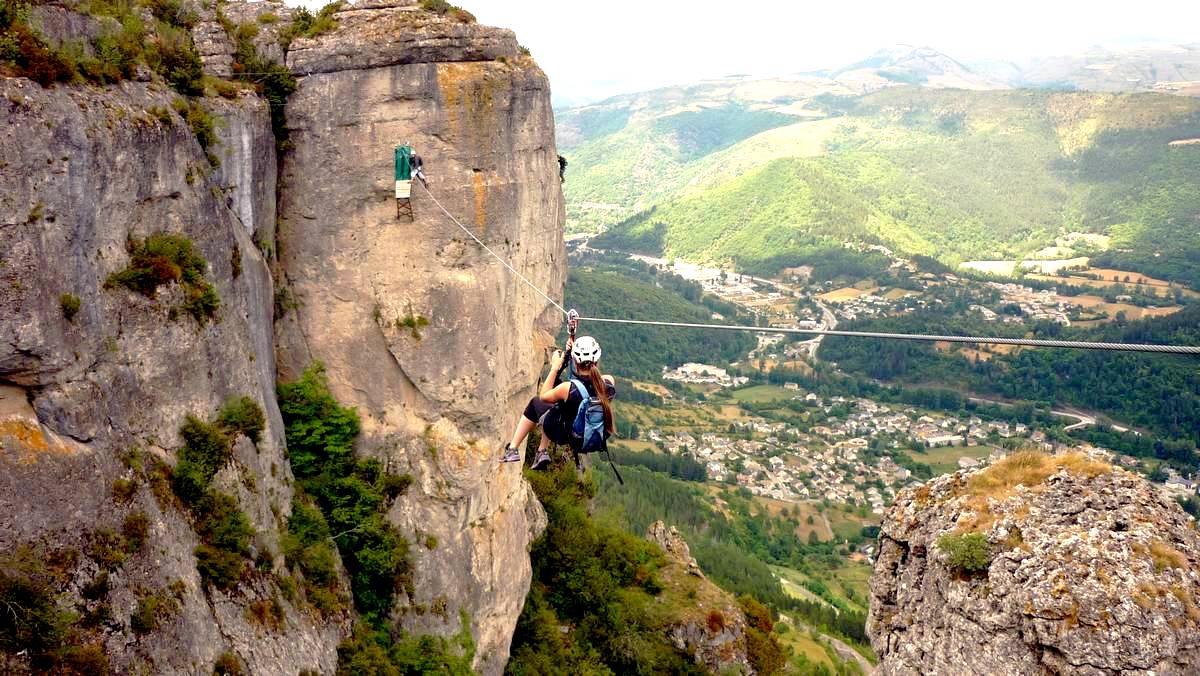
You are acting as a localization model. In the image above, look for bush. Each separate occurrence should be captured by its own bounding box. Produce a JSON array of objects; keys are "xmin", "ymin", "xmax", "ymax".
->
[
  {"xmin": 170, "ymin": 413, "xmax": 256, "ymax": 590},
  {"xmin": 212, "ymin": 651, "xmax": 244, "ymax": 676},
  {"xmin": 172, "ymin": 415, "xmax": 231, "ymax": 504},
  {"xmin": 279, "ymin": 1, "xmax": 342, "ymax": 48},
  {"xmin": 122, "ymin": 511, "xmax": 150, "ymax": 553},
  {"xmin": 172, "ymin": 97, "xmax": 218, "ymax": 156},
  {"xmin": 195, "ymin": 543, "xmax": 247, "ymax": 590},
  {"xmin": 218, "ymin": 396, "xmax": 265, "ymax": 444},
  {"xmin": 87, "ymin": 528, "xmax": 128, "ymax": 571},
  {"xmin": 143, "ymin": 0, "xmax": 198, "ymax": 29},
  {"xmin": 111, "ymin": 478, "xmax": 136, "ymax": 501},
  {"xmin": 131, "ymin": 586, "xmax": 180, "ymax": 634},
  {"xmin": 106, "ymin": 232, "xmax": 220, "ymax": 322},
  {"xmin": 60, "ymin": 293, "xmax": 81, "ymax": 321},
  {"xmin": 279, "ymin": 364, "xmax": 413, "ymax": 624},
  {"xmin": 1, "ymin": 17, "xmax": 78, "ymax": 86},
  {"xmin": 150, "ymin": 23, "xmax": 204, "ymax": 95},
  {"xmin": 937, "ymin": 532, "xmax": 991, "ymax": 575}
]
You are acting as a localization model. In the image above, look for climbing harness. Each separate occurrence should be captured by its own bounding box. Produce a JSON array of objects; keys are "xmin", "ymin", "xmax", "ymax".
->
[{"xmin": 415, "ymin": 181, "xmax": 1200, "ymax": 356}]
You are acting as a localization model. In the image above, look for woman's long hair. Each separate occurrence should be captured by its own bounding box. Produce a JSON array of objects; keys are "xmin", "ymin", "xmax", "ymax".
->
[{"xmin": 576, "ymin": 361, "xmax": 614, "ymax": 435}]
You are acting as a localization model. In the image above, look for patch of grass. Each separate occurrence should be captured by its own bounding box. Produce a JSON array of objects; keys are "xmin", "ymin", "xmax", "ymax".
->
[
  {"xmin": 957, "ymin": 451, "xmax": 1112, "ymax": 531},
  {"xmin": 130, "ymin": 584, "xmax": 182, "ymax": 634},
  {"xmin": 112, "ymin": 478, "xmax": 136, "ymax": 501},
  {"xmin": 396, "ymin": 308, "xmax": 430, "ymax": 339},
  {"xmin": 245, "ymin": 595, "xmax": 285, "ymax": 631},
  {"xmin": 419, "ymin": 0, "xmax": 474, "ymax": 21},
  {"xmin": 937, "ymin": 532, "xmax": 991, "ymax": 575},
  {"xmin": 122, "ymin": 511, "xmax": 150, "ymax": 553},
  {"xmin": 60, "ymin": 293, "xmax": 81, "ymax": 321},
  {"xmin": 1148, "ymin": 540, "xmax": 1188, "ymax": 572}
]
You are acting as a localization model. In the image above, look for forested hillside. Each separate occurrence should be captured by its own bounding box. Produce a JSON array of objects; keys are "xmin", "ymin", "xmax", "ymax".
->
[
  {"xmin": 564, "ymin": 258, "xmax": 755, "ymax": 379},
  {"xmin": 821, "ymin": 305, "xmax": 1200, "ymax": 447},
  {"xmin": 567, "ymin": 88, "xmax": 1200, "ymax": 286}
]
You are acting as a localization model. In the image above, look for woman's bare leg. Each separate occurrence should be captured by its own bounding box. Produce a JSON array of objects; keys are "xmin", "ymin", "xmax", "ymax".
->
[{"xmin": 508, "ymin": 416, "xmax": 536, "ymax": 451}]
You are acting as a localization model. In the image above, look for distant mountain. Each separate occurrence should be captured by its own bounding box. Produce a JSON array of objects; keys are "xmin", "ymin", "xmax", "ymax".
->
[
  {"xmin": 559, "ymin": 82, "xmax": 1200, "ymax": 287},
  {"xmin": 1002, "ymin": 43, "xmax": 1200, "ymax": 95},
  {"xmin": 830, "ymin": 45, "xmax": 1008, "ymax": 93}
]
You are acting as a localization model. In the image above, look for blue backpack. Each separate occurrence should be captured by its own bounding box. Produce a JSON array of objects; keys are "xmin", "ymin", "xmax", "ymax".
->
[{"xmin": 569, "ymin": 378, "xmax": 609, "ymax": 453}]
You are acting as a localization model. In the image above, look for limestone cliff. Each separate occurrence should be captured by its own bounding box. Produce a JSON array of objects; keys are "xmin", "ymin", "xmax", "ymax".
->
[
  {"xmin": 272, "ymin": 2, "xmax": 563, "ymax": 672},
  {"xmin": 1, "ymin": 0, "xmax": 563, "ymax": 673},
  {"xmin": 868, "ymin": 451, "xmax": 1200, "ymax": 675},
  {"xmin": 0, "ymin": 77, "xmax": 340, "ymax": 673}
]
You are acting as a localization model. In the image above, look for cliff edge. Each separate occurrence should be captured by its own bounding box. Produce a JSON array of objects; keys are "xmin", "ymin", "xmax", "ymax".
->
[
  {"xmin": 1, "ymin": 0, "xmax": 563, "ymax": 672},
  {"xmin": 868, "ymin": 451, "xmax": 1200, "ymax": 675}
]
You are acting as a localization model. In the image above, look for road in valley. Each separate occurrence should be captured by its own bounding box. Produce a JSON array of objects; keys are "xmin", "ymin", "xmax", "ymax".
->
[{"xmin": 967, "ymin": 397, "xmax": 1134, "ymax": 434}]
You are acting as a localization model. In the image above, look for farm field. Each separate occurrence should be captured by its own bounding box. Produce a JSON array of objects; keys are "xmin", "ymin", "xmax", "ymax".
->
[
  {"xmin": 1058, "ymin": 294, "xmax": 1183, "ymax": 320},
  {"xmin": 731, "ymin": 384, "xmax": 796, "ymax": 404},
  {"xmin": 907, "ymin": 444, "xmax": 995, "ymax": 475},
  {"xmin": 818, "ymin": 286, "xmax": 874, "ymax": 302}
]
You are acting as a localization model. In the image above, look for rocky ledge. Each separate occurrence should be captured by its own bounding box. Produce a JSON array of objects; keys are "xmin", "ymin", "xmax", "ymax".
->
[
  {"xmin": 868, "ymin": 451, "xmax": 1200, "ymax": 675},
  {"xmin": 285, "ymin": 0, "xmax": 519, "ymax": 75}
]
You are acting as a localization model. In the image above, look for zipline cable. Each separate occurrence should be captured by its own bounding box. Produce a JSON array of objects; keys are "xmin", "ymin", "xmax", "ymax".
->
[
  {"xmin": 576, "ymin": 317, "xmax": 1200, "ymax": 355},
  {"xmin": 416, "ymin": 183, "xmax": 1200, "ymax": 356}
]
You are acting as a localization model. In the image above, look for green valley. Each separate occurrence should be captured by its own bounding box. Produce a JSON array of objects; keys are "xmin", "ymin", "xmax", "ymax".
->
[{"xmin": 563, "ymin": 87, "xmax": 1200, "ymax": 287}]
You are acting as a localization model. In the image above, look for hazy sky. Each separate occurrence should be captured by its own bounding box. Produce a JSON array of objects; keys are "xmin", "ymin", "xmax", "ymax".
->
[{"xmin": 292, "ymin": 0, "xmax": 1200, "ymax": 106}]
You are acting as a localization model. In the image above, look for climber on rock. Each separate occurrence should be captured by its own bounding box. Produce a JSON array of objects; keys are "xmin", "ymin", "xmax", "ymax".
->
[
  {"xmin": 499, "ymin": 335, "xmax": 616, "ymax": 471},
  {"xmin": 412, "ymin": 153, "xmax": 427, "ymax": 187}
]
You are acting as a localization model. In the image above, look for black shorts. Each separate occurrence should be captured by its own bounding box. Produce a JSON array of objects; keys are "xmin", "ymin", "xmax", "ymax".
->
[{"xmin": 523, "ymin": 396, "xmax": 572, "ymax": 445}]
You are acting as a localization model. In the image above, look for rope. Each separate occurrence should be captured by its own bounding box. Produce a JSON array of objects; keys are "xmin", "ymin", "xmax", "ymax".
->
[
  {"xmin": 417, "ymin": 182, "xmax": 568, "ymax": 316},
  {"xmin": 413, "ymin": 183, "xmax": 1199, "ymax": 356},
  {"xmin": 576, "ymin": 317, "xmax": 1200, "ymax": 355}
]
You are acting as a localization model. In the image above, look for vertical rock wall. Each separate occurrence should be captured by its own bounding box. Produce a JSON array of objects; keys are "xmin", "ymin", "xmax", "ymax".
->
[
  {"xmin": 274, "ymin": 5, "xmax": 565, "ymax": 672},
  {"xmin": 0, "ymin": 78, "xmax": 342, "ymax": 673}
]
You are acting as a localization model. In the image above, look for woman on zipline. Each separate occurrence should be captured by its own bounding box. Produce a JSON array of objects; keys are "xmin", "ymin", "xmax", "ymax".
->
[{"xmin": 499, "ymin": 336, "xmax": 616, "ymax": 470}]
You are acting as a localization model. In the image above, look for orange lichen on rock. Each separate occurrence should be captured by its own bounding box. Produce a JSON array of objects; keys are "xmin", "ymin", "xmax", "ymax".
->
[{"xmin": 0, "ymin": 416, "xmax": 78, "ymax": 463}]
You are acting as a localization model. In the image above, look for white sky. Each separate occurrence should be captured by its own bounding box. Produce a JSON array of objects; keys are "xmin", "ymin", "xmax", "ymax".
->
[{"xmin": 290, "ymin": 0, "xmax": 1200, "ymax": 107}]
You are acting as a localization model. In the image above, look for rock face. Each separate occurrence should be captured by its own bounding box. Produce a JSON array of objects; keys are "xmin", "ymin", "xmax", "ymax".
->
[
  {"xmin": 2, "ymin": 1, "xmax": 563, "ymax": 673},
  {"xmin": 868, "ymin": 452, "xmax": 1200, "ymax": 675},
  {"xmin": 0, "ymin": 78, "xmax": 341, "ymax": 673},
  {"xmin": 647, "ymin": 520, "xmax": 757, "ymax": 674},
  {"xmin": 273, "ymin": 4, "xmax": 563, "ymax": 672}
]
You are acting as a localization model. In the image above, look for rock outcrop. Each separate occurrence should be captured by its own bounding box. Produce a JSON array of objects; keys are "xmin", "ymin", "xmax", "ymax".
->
[
  {"xmin": 868, "ymin": 451, "xmax": 1200, "ymax": 675},
  {"xmin": 647, "ymin": 520, "xmax": 758, "ymax": 674},
  {"xmin": 0, "ymin": 77, "xmax": 340, "ymax": 673},
  {"xmin": 271, "ymin": 2, "xmax": 563, "ymax": 672},
  {"xmin": 2, "ymin": 0, "xmax": 563, "ymax": 673}
]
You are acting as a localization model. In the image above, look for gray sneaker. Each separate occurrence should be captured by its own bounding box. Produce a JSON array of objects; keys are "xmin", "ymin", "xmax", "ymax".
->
[
  {"xmin": 499, "ymin": 445, "xmax": 521, "ymax": 463},
  {"xmin": 532, "ymin": 450, "xmax": 551, "ymax": 470}
]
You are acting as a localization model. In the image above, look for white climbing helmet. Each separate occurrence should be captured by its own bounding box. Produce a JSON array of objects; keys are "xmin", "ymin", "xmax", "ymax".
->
[{"xmin": 571, "ymin": 336, "xmax": 602, "ymax": 365}]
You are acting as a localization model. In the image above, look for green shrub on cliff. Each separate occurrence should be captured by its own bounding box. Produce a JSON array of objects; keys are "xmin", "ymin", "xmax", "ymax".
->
[
  {"xmin": 937, "ymin": 532, "xmax": 991, "ymax": 575},
  {"xmin": 169, "ymin": 411, "xmax": 256, "ymax": 589},
  {"xmin": 0, "ymin": 546, "xmax": 112, "ymax": 673},
  {"xmin": 277, "ymin": 363, "xmax": 413, "ymax": 623},
  {"xmin": 105, "ymin": 232, "xmax": 220, "ymax": 323},
  {"xmin": 218, "ymin": 396, "xmax": 266, "ymax": 444}
]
